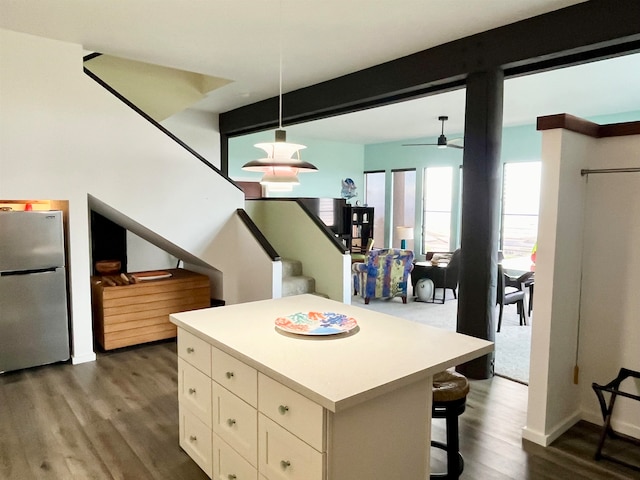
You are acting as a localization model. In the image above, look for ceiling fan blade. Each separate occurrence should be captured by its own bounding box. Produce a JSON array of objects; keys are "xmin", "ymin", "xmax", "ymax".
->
[
  {"xmin": 402, "ymin": 143, "xmax": 437, "ymax": 146},
  {"xmin": 447, "ymin": 143, "xmax": 464, "ymax": 150}
]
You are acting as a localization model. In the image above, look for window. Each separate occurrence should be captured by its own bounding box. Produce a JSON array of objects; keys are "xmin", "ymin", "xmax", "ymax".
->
[
  {"xmin": 501, "ymin": 162, "xmax": 541, "ymax": 263},
  {"xmin": 392, "ymin": 169, "xmax": 416, "ymax": 249},
  {"xmin": 422, "ymin": 167, "xmax": 453, "ymax": 253},
  {"xmin": 364, "ymin": 171, "xmax": 386, "ymax": 248}
]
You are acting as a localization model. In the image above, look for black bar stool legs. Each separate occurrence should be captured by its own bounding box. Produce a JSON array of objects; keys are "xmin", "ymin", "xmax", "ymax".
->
[
  {"xmin": 430, "ymin": 371, "xmax": 469, "ymax": 480},
  {"xmin": 431, "ymin": 397, "xmax": 466, "ymax": 479}
]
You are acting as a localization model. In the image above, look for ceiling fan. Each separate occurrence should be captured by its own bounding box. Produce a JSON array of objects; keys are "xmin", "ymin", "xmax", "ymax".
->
[{"xmin": 403, "ymin": 115, "xmax": 463, "ymax": 150}]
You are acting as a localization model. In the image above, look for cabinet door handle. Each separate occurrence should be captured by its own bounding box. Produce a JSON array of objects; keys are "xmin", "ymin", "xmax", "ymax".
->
[
  {"xmin": 227, "ymin": 418, "xmax": 236, "ymax": 427},
  {"xmin": 186, "ymin": 347, "xmax": 194, "ymax": 353},
  {"xmin": 278, "ymin": 405, "xmax": 289, "ymax": 415},
  {"xmin": 189, "ymin": 435, "xmax": 197, "ymax": 442},
  {"xmin": 228, "ymin": 475, "xmax": 237, "ymax": 480},
  {"xmin": 188, "ymin": 387, "xmax": 196, "ymax": 394},
  {"xmin": 225, "ymin": 371, "xmax": 234, "ymax": 379},
  {"xmin": 280, "ymin": 460, "xmax": 291, "ymax": 469}
]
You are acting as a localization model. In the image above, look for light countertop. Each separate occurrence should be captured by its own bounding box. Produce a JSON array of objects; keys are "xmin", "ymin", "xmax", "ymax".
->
[{"xmin": 170, "ymin": 294, "xmax": 493, "ymax": 412}]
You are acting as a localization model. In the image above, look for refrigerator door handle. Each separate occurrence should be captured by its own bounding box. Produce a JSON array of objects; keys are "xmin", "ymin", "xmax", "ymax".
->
[{"xmin": 1, "ymin": 267, "xmax": 58, "ymax": 276}]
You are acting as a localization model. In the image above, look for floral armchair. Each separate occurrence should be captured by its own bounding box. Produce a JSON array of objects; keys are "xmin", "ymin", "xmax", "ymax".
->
[{"xmin": 352, "ymin": 248, "xmax": 414, "ymax": 304}]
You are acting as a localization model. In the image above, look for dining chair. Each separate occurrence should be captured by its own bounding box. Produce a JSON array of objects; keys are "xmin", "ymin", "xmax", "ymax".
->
[
  {"xmin": 506, "ymin": 271, "xmax": 535, "ymax": 316},
  {"xmin": 496, "ymin": 264, "xmax": 533, "ymax": 332}
]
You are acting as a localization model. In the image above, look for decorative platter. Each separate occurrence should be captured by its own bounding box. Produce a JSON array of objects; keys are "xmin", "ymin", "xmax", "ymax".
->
[{"xmin": 275, "ymin": 311, "xmax": 358, "ymax": 336}]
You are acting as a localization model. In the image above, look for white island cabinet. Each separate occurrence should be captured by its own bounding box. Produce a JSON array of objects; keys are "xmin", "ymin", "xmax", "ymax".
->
[{"xmin": 171, "ymin": 294, "xmax": 493, "ymax": 480}]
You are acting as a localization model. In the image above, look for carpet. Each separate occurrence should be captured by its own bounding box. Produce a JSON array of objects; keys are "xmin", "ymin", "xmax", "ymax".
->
[{"xmin": 350, "ymin": 289, "xmax": 532, "ymax": 384}]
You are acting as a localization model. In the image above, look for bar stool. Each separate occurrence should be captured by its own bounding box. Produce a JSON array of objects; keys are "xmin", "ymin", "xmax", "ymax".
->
[{"xmin": 431, "ymin": 370, "xmax": 469, "ymax": 480}]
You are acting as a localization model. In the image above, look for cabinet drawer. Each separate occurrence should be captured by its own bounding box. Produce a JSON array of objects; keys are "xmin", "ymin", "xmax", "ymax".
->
[
  {"xmin": 179, "ymin": 407, "xmax": 212, "ymax": 477},
  {"xmin": 212, "ymin": 382, "xmax": 258, "ymax": 466},
  {"xmin": 258, "ymin": 414, "xmax": 323, "ymax": 480},
  {"xmin": 178, "ymin": 328, "xmax": 211, "ymax": 376},
  {"xmin": 178, "ymin": 358, "xmax": 212, "ymax": 427},
  {"xmin": 258, "ymin": 374, "xmax": 324, "ymax": 451},
  {"xmin": 212, "ymin": 433, "xmax": 258, "ymax": 480},
  {"xmin": 212, "ymin": 346, "xmax": 257, "ymax": 407}
]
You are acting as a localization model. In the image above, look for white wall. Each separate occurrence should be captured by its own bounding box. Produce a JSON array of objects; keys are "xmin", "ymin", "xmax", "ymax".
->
[
  {"xmin": 524, "ymin": 129, "xmax": 589, "ymax": 445},
  {"xmin": 246, "ymin": 200, "xmax": 351, "ymax": 303},
  {"xmin": 127, "ymin": 231, "xmax": 178, "ymax": 272},
  {"xmin": 525, "ymin": 127, "xmax": 640, "ymax": 446},
  {"xmin": 161, "ymin": 108, "xmax": 221, "ymax": 168},
  {"xmin": 578, "ymin": 135, "xmax": 640, "ymax": 439},
  {"xmin": 0, "ymin": 28, "xmax": 244, "ymax": 363},
  {"xmin": 196, "ymin": 212, "xmax": 279, "ymax": 305}
]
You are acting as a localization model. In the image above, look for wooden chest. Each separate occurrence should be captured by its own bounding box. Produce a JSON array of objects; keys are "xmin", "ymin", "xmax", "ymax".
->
[{"xmin": 91, "ymin": 268, "xmax": 210, "ymax": 350}]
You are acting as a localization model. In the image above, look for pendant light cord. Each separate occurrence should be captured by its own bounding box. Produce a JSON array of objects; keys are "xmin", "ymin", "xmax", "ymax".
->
[
  {"xmin": 279, "ymin": 44, "xmax": 283, "ymax": 129},
  {"xmin": 278, "ymin": 0, "xmax": 283, "ymax": 130}
]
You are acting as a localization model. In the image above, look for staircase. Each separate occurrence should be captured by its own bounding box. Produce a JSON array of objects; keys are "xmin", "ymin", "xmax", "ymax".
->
[{"xmin": 281, "ymin": 259, "xmax": 327, "ymax": 298}]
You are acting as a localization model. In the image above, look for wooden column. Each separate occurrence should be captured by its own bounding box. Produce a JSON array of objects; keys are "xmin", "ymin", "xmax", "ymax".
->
[{"xmin": 456, "ymin": 69, "xmax": 504, "ymax": 379}]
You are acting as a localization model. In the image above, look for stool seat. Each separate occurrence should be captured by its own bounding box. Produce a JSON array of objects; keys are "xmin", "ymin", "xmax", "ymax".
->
[{"xmin": 433, "ymin": 370, "xmax": 469, "ymax": 402}]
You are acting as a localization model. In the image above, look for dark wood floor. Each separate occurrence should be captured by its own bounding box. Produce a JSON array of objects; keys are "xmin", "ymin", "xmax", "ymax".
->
[{"xmin": 1, "ymin": 340, "xmax": 638, "ymax": 479}]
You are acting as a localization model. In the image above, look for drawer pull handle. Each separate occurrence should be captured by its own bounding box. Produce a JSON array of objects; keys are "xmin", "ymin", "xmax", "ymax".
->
[
  {"xmin": 186, "ymin": 347, "xmax": 195, "ymax": 353},
  {"xmin": 278, "ymin": 405, "xmax": 289, "ymax": 415},
  {"xmin": 228, "ymin": 475, "xmax": 237, "ymax": 480},
  {"xmin": 280, "ymin": 460, "xmax": 291, "ymax": 469},
  {"xmin": 188, "ymin": 388, "xmax": 196, "ymax": 394},
  {"xmin": 189, "ymin": 435, "xmax": 197, "ymax": 442},
  {"xmin": 227, "ymin": 418, "xmax": 236, "ymax": 427},
  {"xmin": 225, "ymin": 371, "xmax": 234, "ymax": 379}
]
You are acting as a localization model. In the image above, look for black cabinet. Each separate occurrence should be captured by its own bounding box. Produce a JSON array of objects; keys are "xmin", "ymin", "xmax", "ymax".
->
[{"xmin": 343, "ymin": 206, "xmax": 374, "ymax": 254}]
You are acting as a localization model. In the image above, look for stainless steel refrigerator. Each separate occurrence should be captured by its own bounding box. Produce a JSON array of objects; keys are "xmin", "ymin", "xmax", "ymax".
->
[{"xmin": 0, "ymin": 211, "xmax": 70, "ymax": 372}]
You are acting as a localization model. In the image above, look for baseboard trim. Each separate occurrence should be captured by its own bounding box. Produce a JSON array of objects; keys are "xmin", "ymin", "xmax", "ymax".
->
[
  {"xmin": 72, "ymin": 352, "xmax": 97, "ymax": 365},
  {"xmin": 522, "ymin": 411, "xmax": 582, "ymax": 446},
  {"xmin": 495, "ymin": 372, "xmax": 528, "ymax": 386},
  {"xmin": 582, "ymin": 410, "xmax": 640, "ymax": 440},
  {"xmin": 521, "ymin": 426, "xmax": 548, "ymax": 446}
]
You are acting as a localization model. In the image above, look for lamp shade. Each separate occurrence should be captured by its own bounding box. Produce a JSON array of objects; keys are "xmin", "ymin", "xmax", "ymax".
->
[
  {"xmin": 396, "ymin": 226, "xmax": 414, "ymax": 239},
  {"xmin": 260, "ymin": 171, "xmax": 300, "ymax": 186},
  {"xmin": 242, "ymin": 129, "xmax": 318, "ymax": 173},
  {"xmin": 396, "ymin": 226, "xmax": 414, "ymax": 249}
]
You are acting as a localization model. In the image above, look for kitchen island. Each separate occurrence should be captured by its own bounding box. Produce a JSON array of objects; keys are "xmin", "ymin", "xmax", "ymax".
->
[{"xmin": 170, "ymin": 294, "xmax": 493, "ymax": 479}]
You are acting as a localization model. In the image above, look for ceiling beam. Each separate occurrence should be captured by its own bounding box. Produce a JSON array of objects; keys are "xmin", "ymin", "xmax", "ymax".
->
[{"xmin": 219, "ymin": 0, "xmax": 640, "ymax": 137}]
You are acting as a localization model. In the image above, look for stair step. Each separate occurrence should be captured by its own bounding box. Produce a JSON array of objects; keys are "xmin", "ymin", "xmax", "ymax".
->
[
  {"xmin": 282, "ymin": 275, "xmax": 315, "ymax": 297},
  {"xmin": 281, "ymin": 258, "xmax": 302, "ymax": 278}
]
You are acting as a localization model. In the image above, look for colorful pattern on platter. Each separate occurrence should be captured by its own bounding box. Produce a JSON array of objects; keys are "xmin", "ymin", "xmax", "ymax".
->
[{"xmin": 275, "ymin": 311, "xmax": 358, "ymax": 336}]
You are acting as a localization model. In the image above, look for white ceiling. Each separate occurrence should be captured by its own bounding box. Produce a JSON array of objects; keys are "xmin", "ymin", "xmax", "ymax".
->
[{"xmin": 2, "ymin": 0, "xmax": 638, "ymax": 143}]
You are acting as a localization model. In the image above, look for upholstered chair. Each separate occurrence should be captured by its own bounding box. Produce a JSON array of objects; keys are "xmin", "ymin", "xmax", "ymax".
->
[{"xmin": 352, "ymin": 248, "xmax": 414, "ymax": 304}]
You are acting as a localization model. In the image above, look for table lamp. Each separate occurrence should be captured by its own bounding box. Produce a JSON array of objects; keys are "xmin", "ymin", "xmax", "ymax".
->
[{"xmin": 396, "ymin": 226, "xmax": 414, "ymax": 249}]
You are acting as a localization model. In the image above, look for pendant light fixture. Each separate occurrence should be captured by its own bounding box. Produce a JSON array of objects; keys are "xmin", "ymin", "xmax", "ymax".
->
[{"xmin": 241, "ymin": 5, "xmax": 317, "ymax": 187}]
